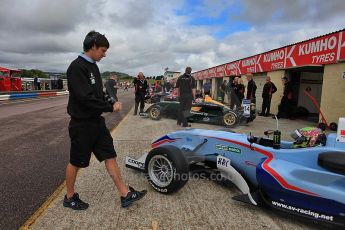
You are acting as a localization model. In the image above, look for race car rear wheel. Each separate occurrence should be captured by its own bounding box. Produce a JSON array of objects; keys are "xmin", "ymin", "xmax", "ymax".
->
[
  {"xmin": 223, "ymin": 112, "xmax": 238, "ymax": 127},
  {"xmin": 145, "ymin": 145, "xmax": 189, "ymax": 194},
  {"xmin": 148, "ymin": 105, "xmax": 161, "ymax": 120}
]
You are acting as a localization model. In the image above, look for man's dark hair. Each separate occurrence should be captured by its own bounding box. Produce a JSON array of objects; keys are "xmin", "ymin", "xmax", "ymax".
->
[
  {"xmin": 185, "ymin": 66, "xmax": 192, "ymax": 74},
  {"xmin": 83, "ymin": 30, "xmax": 110, "ymax": 52}
]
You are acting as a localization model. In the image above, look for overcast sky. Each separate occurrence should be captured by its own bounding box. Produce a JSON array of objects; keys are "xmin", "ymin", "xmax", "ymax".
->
[{"xmin": 0, "ymin": 0, "xmax": 344, "ymax": 76}]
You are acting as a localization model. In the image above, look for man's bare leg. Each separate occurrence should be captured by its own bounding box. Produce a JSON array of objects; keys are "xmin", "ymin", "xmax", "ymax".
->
[
  {"xmin": 66, "ymin": 163, "xmax": 79, "ymax": 198},
  {"xmin": 105, "ymin": 158, "xmax": 128, "ymax": 197}
]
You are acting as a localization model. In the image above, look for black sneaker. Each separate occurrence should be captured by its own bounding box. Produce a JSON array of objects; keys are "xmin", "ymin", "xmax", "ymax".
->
[
  {"xmin": 63, "ymin": 193, "xmax": 89, "ymax": 210},
  {"xmin": 121, "ymin": 186, "xmax": 147, "ymax": 208}
]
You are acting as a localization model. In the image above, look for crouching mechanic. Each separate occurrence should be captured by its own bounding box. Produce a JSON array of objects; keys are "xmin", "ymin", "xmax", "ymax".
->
[{"xmin": 64, "ymin": 31, "xmax": 146, "ymax": 210}]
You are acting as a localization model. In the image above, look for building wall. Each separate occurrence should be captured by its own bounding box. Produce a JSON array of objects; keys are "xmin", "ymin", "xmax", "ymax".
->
[
  {"xmin": 266, "ymin": 70, "xmax": 285, "ymax": 114},
  {"xmin": 320, "ymin": 62, "xmax": 345, "ymax": 123}
]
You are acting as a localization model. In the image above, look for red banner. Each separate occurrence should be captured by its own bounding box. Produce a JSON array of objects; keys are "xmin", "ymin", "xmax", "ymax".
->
[
  {"xmin": 194, "ymin": 31, "xmax": 344, "ymax": 79},
  {"xmin": 215, "ymin": 64, "xmax": 226, "ymax": 78},
  {"xmin": 285, "ymin": 33, "xmax": 339, "ymax": 67},
  {"xmin": 202, "ymin": 70, "xmax": 208, "ymax": 79},
  {"xmin": 258, "ymin": 48, "xmax": 286, "ymax": 72},
  {"xmin": 208, "ymin": 67, "xmax": 216, "ymax": 78},
  {"xmin": 225, "ymin": 61, "xmax": 240, "ymax": 76},
  {"xmin": 239, "ymin": 56, "xmax": 256, "ymax": 75},
  {"xmin": 197, "ymin": 72, "xmax": 201, "ymax": 80},
  {"xmin": 338, "ymin": 31, "xmax": 345, "ymax": 61}
]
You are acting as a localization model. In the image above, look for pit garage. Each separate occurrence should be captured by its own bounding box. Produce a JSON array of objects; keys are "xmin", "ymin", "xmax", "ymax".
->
[
  {"xmin": 285, "ymin": 66, "xmax": 324, "ymax": 121},
  {"xmin": 192, "ymin": 29, "xmax": 345, "ymax": 124}
]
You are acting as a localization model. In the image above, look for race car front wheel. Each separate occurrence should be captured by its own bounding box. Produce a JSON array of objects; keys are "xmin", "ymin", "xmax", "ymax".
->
[
  {"xmin": 148, "ymin": 105, "xmax": 161, "ymax": 120},
  {"xmin": 223, "ymin": 112, "xmax": 238, "ymax": 127},
  {"xmin": 145, "ymin": 145, "xmax": 189, "ymax": 194}
]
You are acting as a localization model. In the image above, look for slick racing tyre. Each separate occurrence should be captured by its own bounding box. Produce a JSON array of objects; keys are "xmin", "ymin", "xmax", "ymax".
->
[
  {"xmin": 223, "ymin": 111, "xmax": 238, "ymax": 127},
  {"xmin": 145, "ymin": 145, "xmax": 189, "ymax": 194},
  {"xmin": 148, "ymin": 105, "xmax": 161, "ymax": 120}
]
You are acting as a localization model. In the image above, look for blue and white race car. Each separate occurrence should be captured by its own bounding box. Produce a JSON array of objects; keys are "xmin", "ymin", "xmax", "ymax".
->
[{"xmin": 126, "ymin": 118, "xmax": 345, "ymax": 227}]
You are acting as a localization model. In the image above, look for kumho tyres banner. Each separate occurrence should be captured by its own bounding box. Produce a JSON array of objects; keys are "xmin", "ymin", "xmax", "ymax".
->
[
  {"xmin": 285, "ymin": 32, "xmax": 339, "ymax": 67},
  {"xmin": 193, "ymin": 30, "xmax": 345, "ymax": 79},
  {"xmin": 239, "ymin": 56, "xmax": 257, "ymax": 75},
  {"xmin": 258, "ymin": 47, "xmax": 286, "ymax": 72},
  {"xmin": 208, "ymin": 67, "xmax": 216, "ymax": 78},
  {"xmin": 225, "ymin": 61, "xmax": 240, "ymax": 76},
  {"xmin": 215, "ymin": 64, "xmax": 226, "ymax": 78}
]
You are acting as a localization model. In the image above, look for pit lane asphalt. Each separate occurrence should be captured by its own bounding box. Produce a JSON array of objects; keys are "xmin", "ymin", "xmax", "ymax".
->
[{"xmin": 0, "ymin": 89, "xmax": 134, "ymax": 230}]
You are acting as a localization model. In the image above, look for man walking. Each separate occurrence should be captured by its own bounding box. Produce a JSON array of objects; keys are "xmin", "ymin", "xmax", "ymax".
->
[
  {"xmin": 64, "ymin": 31, "xmax": 146, "ymax": 210},
  {"xmin": 260, "ymin": 76, "xmax": 277, "ymax": 116},
  {"xmin": 220, "ymin": 80, "xmax": 227, "ymax": 104},
  {"xmin": 176, "ymin": 67, "xmax": 196, "ymax": 127}
]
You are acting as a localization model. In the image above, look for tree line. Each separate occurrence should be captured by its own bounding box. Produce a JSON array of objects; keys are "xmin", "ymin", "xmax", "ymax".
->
[{"xmin": 19, "ymin": 69, "xmax": 164, "ymax": 80}]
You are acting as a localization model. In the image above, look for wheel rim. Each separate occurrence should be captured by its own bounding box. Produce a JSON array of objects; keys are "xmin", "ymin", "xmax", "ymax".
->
[
  {"xmin": 224, "ymin": 113, "xmax": 236, "ymax": 125},
  {"xmin": 148, "ymin": 155, "xmax": 174, "ymax": 187},
  {"xmin": 150, "ymin": 107, "xmax": 160, "ymax": 119}
]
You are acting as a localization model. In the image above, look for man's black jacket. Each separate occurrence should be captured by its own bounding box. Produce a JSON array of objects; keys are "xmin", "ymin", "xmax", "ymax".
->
[{"xmin": 67, "ymin": 56, "xmax": 113, "ymax": 119}]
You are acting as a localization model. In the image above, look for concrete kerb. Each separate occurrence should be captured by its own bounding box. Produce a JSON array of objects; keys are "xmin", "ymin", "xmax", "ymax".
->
[{"xmin": 27, "ymin": 109, "xmax": 319, "ymax": 230}]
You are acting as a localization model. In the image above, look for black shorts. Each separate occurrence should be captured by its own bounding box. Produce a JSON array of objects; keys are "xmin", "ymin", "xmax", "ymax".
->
[{"xmin": 68, "ymin": 116, "xmax": 117, "ymax": 168}]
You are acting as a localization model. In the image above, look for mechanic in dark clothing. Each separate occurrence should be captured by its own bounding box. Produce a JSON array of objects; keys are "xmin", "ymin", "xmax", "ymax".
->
[
  {"xmin": 276, "ymin": 76, "xmax": 293, "ymax": 119},
  {"xmin": 176, "ymin": 67, "xmax": 196, "ymax": 127},
  {"xmin": 133, "ymin": 72, "xmax": 148, "ymax": 115},
  {"xmin": 105, "ymin": 75, "xmax": 120, "ymax": 103},
  {"xmin": 231, "ymin": 77, "xmax": 244, "ymax": 110},
  {"xmin": 64, "ymin": 31, "xmax": 146, "ymax": 210},
  {"xmin": 246, "ymin": 74, "xmax": 257, "ymax": 103},
  {"xmin": 220, "ymin": 80, "xmax": 227, "ymax": 104},
  {"xmin": 260, "ymin": 76, "xmax": 277, "ymax": 116},
  {"xmin": 259, "ymin": 76, "xmax": 277, "ymax": 117}
]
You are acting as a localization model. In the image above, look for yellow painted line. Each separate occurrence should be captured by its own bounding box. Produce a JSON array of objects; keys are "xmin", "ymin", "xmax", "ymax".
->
[{"xmin": 19, "ymin": 106, "xmax": 133, "ymax": 229}]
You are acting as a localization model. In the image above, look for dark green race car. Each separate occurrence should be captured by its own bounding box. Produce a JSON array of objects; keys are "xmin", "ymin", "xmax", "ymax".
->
[{"xmin": 143, "ymin": 97, "xmax": 256, "ymax": 127}]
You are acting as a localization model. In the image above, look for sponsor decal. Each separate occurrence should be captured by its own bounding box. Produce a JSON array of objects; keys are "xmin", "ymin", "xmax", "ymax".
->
[
  {"xmin": 151, "ymin": 135, "xmax": 179, "ymax": 148},
  {"xmin": 149, "ymin": 182, "xmax": 168, "ymax": 193},
  {"xmin": 271, "ymin": 200, "xmax": 334, "ymax": 221},
  {"xmin": 217, "ymin": 155, "xmax": 230, "ymax": 168},
  {"xmin": 215, "ymin": 144, "xmax": 241, "ymax": 154},
  {"xmin": 127, "ymin": 158, "xmax": 145, "ymax": 169}
]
